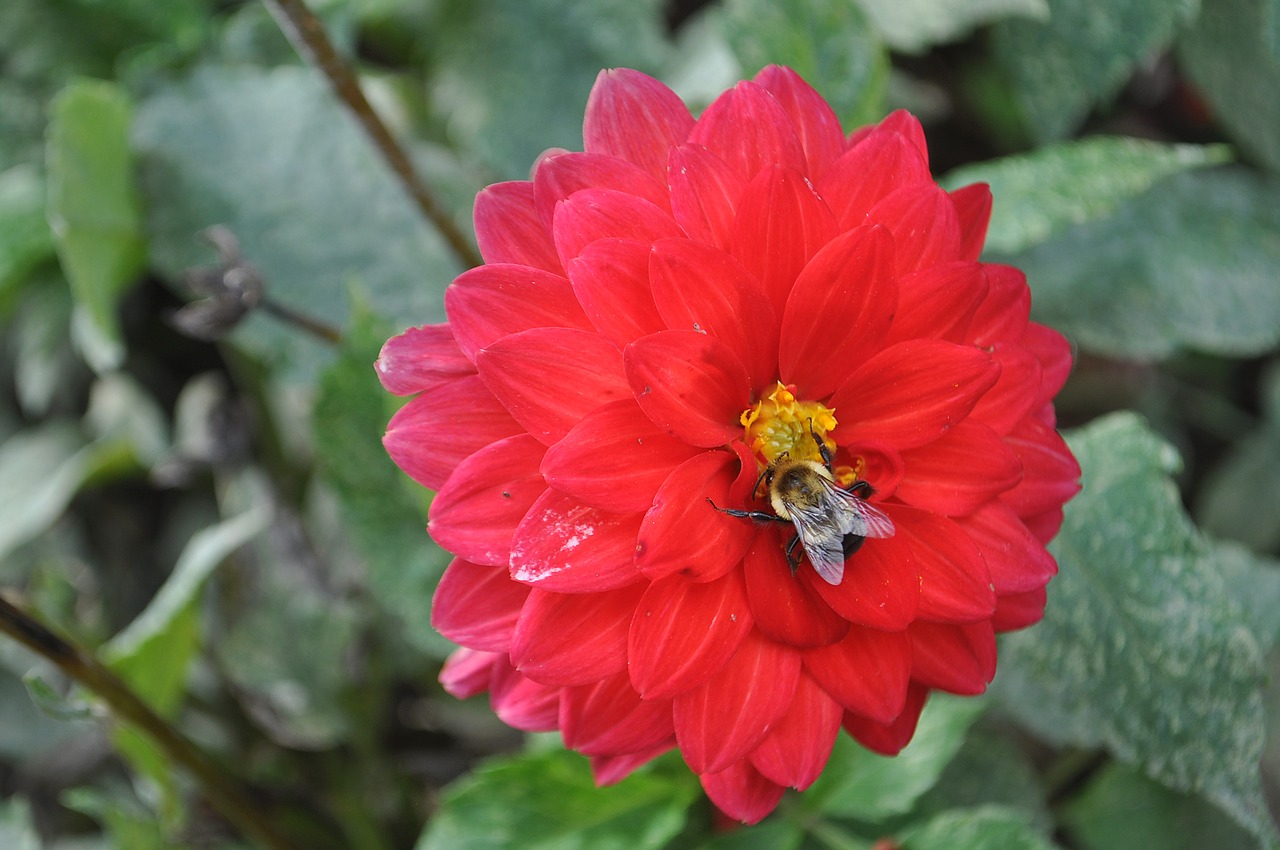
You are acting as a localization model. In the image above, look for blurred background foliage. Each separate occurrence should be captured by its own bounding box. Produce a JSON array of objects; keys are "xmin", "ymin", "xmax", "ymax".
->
[{"xmin": 1, "ymin": 0, "xmax": 1280, "ymax": 848}]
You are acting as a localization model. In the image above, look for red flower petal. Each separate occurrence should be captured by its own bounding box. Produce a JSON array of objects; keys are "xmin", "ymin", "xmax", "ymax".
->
[
  {"xmin": 635, "ymin": 451, "xmax": 754, "ymax": 583},
  {"xmin": 867, "ymin": 183, "xmax": 963, "ymax": 276},
  {"xmin": 583, "ymin": 69, "xmax": 694, "ymax": 181},
  {"xmin": 566, "ymin": 238, "xmax": 665, "ymax": 347},
  {"xmin": 991, "ymin": 586, "xmax": 1048, "ymax": 631},
  {"xmin": 818, "ymin": 126, "xmax": 932, "ymax": 229},
  {"xmin": 445, "ymin": 264, "xmax": 592, "ymax": 360},
  {"xmin": 829, "ymin": 339, "xmax": 1000, "ymax": 452},
  {"xmin": 432, "ymin": 559, "xmax": 530, "ymax": 653},
  {"xmin": 743, "ymin": 530, "xmax": 850, "ymax": 647},
  {"xmin": 552, "ymin": 187, "xmax": 682, "ymax": 265},
  {"xmin": 649, "ymin": 238, "xmax": 779, "ymax": 393},
  {"xmin": 628, "ymin": 570, "xmax": 753, "ymax": 700},
  {"xmin": 509, "ymin": 488, "xmax": 645, "ymax": 592},
  {"xmin": 803, "ymin": 626, "xmax": 911, "ymax": 723},
  {"xmin": 876, "ymin": 110, "xmax": 929, "ymax": 165},
  {"xmin": 1023, "ymin": 322, "xmax": 1074, "ymax": 410},
  {"xmin": 560, "ymin": 672, "xmax": 675, "ymax": 756},
  {"xmin": 534, "ymin": 151, "xmax": 671, "ymax": 226},
  {"xmin": 687, "ymin": 81, "xmax": 807, "ymax": 181},
  {"xmin": 509, "ymin": 584, "xmax": 642, "ymax": 686},
  {"xmin": 966, "ymin": 342, "xmax": 1043, "ymax": 435},
  {"xmin": 489, "ymin": 659, "xmax": 561, "ymax": 731},
  {"xmin": 673, "ymin": 630, "xmax": 800, "ymax": 774},
  {"xmin": 477, "ymin": 327, "xmax": 630, "ymax": 445},
  {"xmin": 950, "ymin": 182, "xmax": 993, "ymax": 262},
  {"xmin": 896, "ymin": 420, "xmax": 1023, "ymax": 515},
  {"xmin": 969, "ymin": 264, "xmax": 1030, "ymax": 347},
  {"xmin": 700, "ymin": 759, "xmax": 785, "ymax": 825},
  {"xmin": 591, "ymin": 743, "xmax": 676, "ymax": 786},
  {"xmin": 376, "ymin": 323, "xmax": 474, "ymax": 395},
  {"xmin": 440, "ymin": 648, "xmax": 499, "ymax": 699},
  {"xmin": 749, "ymin": 672, "xmax": 842, "ymax": 790},
  {"xmin": 474, "ymin": 181, "xmax": 561, "ymax": 273},
  {"xmin": 668, "ymin": 144, "xmax": 746, "ymax": 250},
  {"xmin": 999, "ymin": 417, "xmax": 1082, "ymax": 516},
  {"xmin": 843, "ymin": 682, "xmax": 928, "ymax": 756},
  {"xmin": 957, "ymin": 502, "xmax": 1057, "ymax": 595},
  {"xmin": 624, "ymin": 331, "xmax": 751, "ymax": 447},
  {"xmin": 383, "ymin": 375, "xmax": 521, "ymax": 491},
  {"xmin": 753, "ymin": 65, "xmax": 847, "ymax": 180},
  {"xmin": 803, "ymin": 525, "xmax": 919, "ymax": 631},
  {"xmin": 779, "ymin": 224, "xmax": 897, "ymax": 400},
  {"xmin": 894, "ymin": 507, "xmax": 996, "ymax": 623},
  {"xmin": 427, "ymin": 434, "xmax": 547, "ymax": 566},
  {"xmin": 730, "ymin": 165, "xmax": 840, "ymax": 316},
  {"xmin": 541, "ymin": 400, "xmax": 700, "ymax": 512},
  {"xmin": 883, "ymin": 261, "xmax": 988, "ymax": 346},
  {"xmin": 909, "ymin": 619, "xmax": 997, "ymax": 695}
]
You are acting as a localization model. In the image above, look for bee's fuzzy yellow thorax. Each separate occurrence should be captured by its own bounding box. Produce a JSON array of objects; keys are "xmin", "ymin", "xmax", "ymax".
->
[{"xmin": 740, "ymin": 382, "xmax": 838, "ymax": 468}]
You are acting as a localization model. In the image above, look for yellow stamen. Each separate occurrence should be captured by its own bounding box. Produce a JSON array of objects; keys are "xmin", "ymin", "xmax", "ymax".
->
[{"xmin": 740, "ymin": 382, "xmax": 838, "ymax": 469}]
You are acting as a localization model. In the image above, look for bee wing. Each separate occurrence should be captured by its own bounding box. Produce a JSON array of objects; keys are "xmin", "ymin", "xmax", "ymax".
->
[
  {"xmin": 786, "ymin": 501, "xmax": 851, "ymax": 585},
  {"xmin": 822, "ymin": 479, "xmax": 896, "ymax": 539}
]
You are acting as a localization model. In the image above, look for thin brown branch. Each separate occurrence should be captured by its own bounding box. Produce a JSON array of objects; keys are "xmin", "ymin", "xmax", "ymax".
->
[
  {"xmin": 262, "ymin": 0, "xmax": 483, "ymax": 270},
  {"xmin": 0, "ymin": 593, "xmax": 301, "ymax": 850}
]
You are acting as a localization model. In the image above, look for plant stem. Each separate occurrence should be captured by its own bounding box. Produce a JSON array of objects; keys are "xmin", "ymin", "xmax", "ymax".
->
[
  {"xmin": 0, "ymin": 593, "xmax": 301, "ymax": 850},
  {"xmin": 262, "ymin": 0, "xmax": 483, "ymax": 270}
]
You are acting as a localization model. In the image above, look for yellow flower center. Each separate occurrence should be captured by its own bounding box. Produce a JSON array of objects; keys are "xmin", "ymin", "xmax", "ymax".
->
[{"xmin": 739, "ymin": 383, "xmax": 860, "ymax": 491}]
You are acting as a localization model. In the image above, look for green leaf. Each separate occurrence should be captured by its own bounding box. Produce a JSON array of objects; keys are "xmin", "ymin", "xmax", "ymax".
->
[
  {"xmin": 806, "ymin": 693, "xmax": 986, "ymax": 820},
  {"xmin": 897, "ymin": 805, "xmax": 1060, "ymax": 850},
  {"xmin": 691, "ymin": 820, "xmax": 803, "ymax": 850},
  {"xmin": 0, "ymin": 165, "xmax": 55, "ymax": 310},
  {"xmin": 0, "ymin": 798, "xmax": 40, "ymax": 850},
  {"xmin": 0, "ymin": 423, "xmax": 93, "ymax": 561},
  {"xmin": 312, "ymin": 303, "xmax": 452, "ymax": 658},
  {"xmin": 1015, "ymin": 168, "xmax": 1280, "ymax": 360},
  {"xmin": 415, "ymin": 748, "xmax": 697, "ymax": 850},
  {"xmin": 132, "ymin": 65, "xmax": 460, "ymax": 375},
  {"xmin": 721, "ymin": 0, "xmax": 889, "ymax": 127},
  {"xmin": 1179, "ymin": 0, "xmax": 1280, "ymax": 173},
  {"xmin": 993, "ymin": 412, "xmax": 1278, "ymax": 847},
  {"xmin": 429, "ymin": 0, "xmax": 670, "ymax": 180},
  {"xmin": 941, "ymin": 138, "xmax": 1232, "ymax": 254},
  {"xmin": 104, "ymin": 506, "xmax": 270, "ymax": 714},
  {"xmin": 1061, "ymin": 762, "xmax": 1258, "ymax": 850},
  {"xmin": 992, "ymin": 0, "xmax": 1199, "ymax": 142},
  {"xmin": 1214, "ymin": 541, "xmax": 1280, "ymax": 654},
  {"xmin": 913, "ymin": 728, "xmax": 1053, "ymax": 834},
  {"xmin": 46, "ymin": 80, "xmax": 146, "ymax": 372},
  {"xmin": 854, "ymin": 0, "xmax": 1048, "ymax": 54}
]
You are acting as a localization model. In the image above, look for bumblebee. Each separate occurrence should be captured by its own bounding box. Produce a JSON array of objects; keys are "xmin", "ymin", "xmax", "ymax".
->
[{"xmin": 711, "ymin": 427, "xmax": 895, "ymax": 585}]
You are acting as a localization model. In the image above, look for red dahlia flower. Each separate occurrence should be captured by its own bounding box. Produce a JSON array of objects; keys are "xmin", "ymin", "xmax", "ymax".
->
[{"xmin": 378, "ymin": 66, "xmax": 1081, "ymax": 823}]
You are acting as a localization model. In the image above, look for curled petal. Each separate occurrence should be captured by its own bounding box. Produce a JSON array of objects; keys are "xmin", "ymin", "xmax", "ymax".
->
[
  {"xmin": 432, "ymin": 559, "xmax": 530, "ymax": 653},
  {"xmin": 383, "ymin": 375, "xmax": 521, "ymax": 491},
  {"xmin": 1023, "ymin": 322, "xmax": 1074, "ymax": 410},
  {"xmin": 843, "ymin": 682, "xmax": 929, "ymax": 756},
  {"xmin": 560, "ymin": 672, "xmax": 675, "ymax": 756},
  {"xmin": 376, "ymin": 323, "xmax": 474, "ymax": 395},
  {"xmin": 830, "ymin": 339, "xmax": 1000, "ymax": 452},
  {"xmin": 477, "ymin": 327, "xmax": 630, "ymax": 445},
  {"xmin": 803, "ymin": 626, "xmax": 911, "ymax": 723},
  {"xmin": 999, "ymin": 417, "xmax": 1083, "ymax": 517},
  {"xmin": 753, "ymin": 65, "xmax": 847, "ymax": 180},
  {"xmin": 966, "ymin": 342, "xmax": 1043, "ymax": 436},
  {"xmin": 673, "ymin": 630, "xmax": 800, "ymax": 774},
  {"xmin": 909, "ymin": 619, "xmax": 997, "ymax": 695},
  {"xmin": 624, "ymin": 331, "xmax": 751, "ymax": 447},
  {"xmin": 534, "ymin": 151, "xmax": 671, "ymax": 226},
  {"xmin": 687, "ymin": 81, "xmax": 807, "ymax": 180},
  {"xmin": 440, "ymin": 648, "xmax": 499, "ymax": 699},
  {"xmin": 991, "ymin": 587, "xmax": 1048, "ymax": 631},
  {"xmin": 591, "ymin": 742, "xmax": 676, "ymax": 786},
  {"xmin": 744, "ymin": 530, "xmax": 850, "ymax": 647},
  {"xmin": 956, "ymin": 502, "xmax": 1058, "ymax": 595},
  {"xmin": 950, "ymin": 182, "xmax": 993, "ymax": 262},
  {"xmin": 474, "ymin": 181, "xmax": 561, "ymax": 272},
  {"xmin": 568, "ymin": 238, "xmax": 665, "ymax": 347},
  {"xmin": 584, "ymin": 69, "xmax": 695, "ymax": 181},
  {"xmin": 428, "ymin": 434, "xmax": 547, "ymax": 566},
  {"xmin": 541, "ymin": 400, "xmax": 700, "ymax": 512},
  {"xmin": 969, "ymin": 264, "xmax": 1031, "ymax": 347},
  {"xmin": 628, "ymin": 570, "xmax": 753, "ymax": 700},
  {"xmin": 510, "ymin": 488, "xmax": 645, "ymax": 591},
  {"xmin": 510, "ymin": 584, "xmax": 643, "ymax": 686},
  {"xmin": 894, "ymin": 506, "xmax": 996, "ymax": 623},
  {"xmin": 553, "ymin": 188, "xmax": 682, "ymax": 266},
  {"xmin": 779, "ymin": 225, "xmax": 897, "ymax": 399},
  {"xmin": 896, "ymin": 421, "xmax": 1023, "ymax": 516},
  {"xmin": 700, "ymin": 759, "xmax": 785, "ymax": 825},
  {"xmin": 749, "ymin": 672, "xmax": 842, "ymax": 790},
  {"xmin": 489, "ymin": 659, "xmax": 561, "ymax": 732},
  {"xmin": 636, "ymin": 451, "xmax": 755, "ymax": 583},
  {"xmin": 446, "ymin": 265, "xmax": 592, "ymax": 360}
]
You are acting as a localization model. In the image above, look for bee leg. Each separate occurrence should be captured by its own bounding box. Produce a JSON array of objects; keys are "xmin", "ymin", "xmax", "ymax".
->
[
  {"xmin": 808, "ymin": 419, "xmax": 836, "ymax": 472},
  {"xmin": 784, "ymin": 534, "xmax": 803, "ymax": 574},
  {"xmin": 705, "ymin": 499, "xmax": 787, "ymax": 524},
  {"xmin": 848, "ymin": 480, "xmax": 874, "ymax": 498}
]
